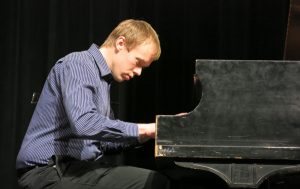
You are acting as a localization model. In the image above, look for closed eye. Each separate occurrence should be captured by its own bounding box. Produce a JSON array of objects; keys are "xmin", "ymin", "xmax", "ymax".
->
[{"xmin": 136, "ymin": 58, "xmax": 148, "ymax": 69}]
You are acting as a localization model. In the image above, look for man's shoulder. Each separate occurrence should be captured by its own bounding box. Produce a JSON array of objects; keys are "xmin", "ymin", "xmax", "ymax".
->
[
  {"xmin": 63, "ymin": 50, "xmax": 94, "ymax": 64},
  {"xmin": 53, "ymin": 50, "xmax": 96, "ymax": 70}
]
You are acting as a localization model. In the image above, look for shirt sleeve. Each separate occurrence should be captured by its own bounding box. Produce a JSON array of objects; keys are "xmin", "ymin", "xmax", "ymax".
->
[{"xmin": 59, "ymin": 60, "xmax": 139, "ymax": 146}]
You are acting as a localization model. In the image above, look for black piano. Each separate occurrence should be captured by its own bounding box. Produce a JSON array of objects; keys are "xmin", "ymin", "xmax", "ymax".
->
[{"xmin": 155, "ymin": 59, "xmax": 300, "ymax": 188}]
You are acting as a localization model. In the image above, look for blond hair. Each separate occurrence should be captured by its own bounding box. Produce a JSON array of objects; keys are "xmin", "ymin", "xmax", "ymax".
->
[{"xmin": 101, "ymin": 19, "xmax": 161, "ymax": 60}]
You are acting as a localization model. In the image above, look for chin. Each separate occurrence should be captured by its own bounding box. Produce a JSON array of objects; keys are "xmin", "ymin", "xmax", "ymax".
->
[{"xmin": 116, "ymin": 77, "xmax": 124, "ymax": 82}]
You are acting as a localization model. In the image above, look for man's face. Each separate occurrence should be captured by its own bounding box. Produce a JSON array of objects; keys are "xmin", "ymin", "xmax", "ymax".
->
[{"xmin": 111, "ymin": 38, "xmax": 156, "ymax": 82}]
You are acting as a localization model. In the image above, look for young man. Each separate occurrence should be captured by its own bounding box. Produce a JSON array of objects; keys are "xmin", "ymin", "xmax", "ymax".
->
[{"xmin": 16, "ymin": 19, "xmax": 169, "ymax": 189}]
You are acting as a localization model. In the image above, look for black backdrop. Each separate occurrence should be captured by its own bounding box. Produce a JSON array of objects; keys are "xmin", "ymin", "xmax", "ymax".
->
[{"xmin": 1, "ymin": 0, "xmax": 290, "ymax": 188}]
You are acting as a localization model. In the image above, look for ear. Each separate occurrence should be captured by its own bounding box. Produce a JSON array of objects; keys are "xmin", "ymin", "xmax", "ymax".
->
[{"xmin": 115, "ymin": 36, "xmax": 126, "ymax": 51}]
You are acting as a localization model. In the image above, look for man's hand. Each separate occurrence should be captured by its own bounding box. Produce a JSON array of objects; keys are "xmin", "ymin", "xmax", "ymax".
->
[{"xmin": 137, "ymin": 123, "xmax": 155, "ymax": 143}]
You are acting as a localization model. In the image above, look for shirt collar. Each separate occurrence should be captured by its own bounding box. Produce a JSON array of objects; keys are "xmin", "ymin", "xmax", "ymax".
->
[{"xmin": 87, "ymin": 43, "xmax": 113, "ymax": 83}]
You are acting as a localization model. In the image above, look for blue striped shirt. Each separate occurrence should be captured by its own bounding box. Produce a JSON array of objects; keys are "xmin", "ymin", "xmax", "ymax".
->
[{"xmin": 16, "ymin": 44, "xmax": 139, "ymax": 169}]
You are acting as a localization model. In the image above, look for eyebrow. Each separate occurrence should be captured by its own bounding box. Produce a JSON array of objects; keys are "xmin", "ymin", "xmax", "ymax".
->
[{"xmin": 136, "ymin": 57, "xmax": 149, "ymax": 67}]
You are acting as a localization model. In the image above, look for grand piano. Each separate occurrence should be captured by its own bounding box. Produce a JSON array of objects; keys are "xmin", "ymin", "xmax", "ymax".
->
[
  {"xmin": 155, "ymin": 59, "xmax": 300, "ymax": 188},
  {"xmin": 155, "ymin": 0, "xmax": 300, "ymax": 187}
]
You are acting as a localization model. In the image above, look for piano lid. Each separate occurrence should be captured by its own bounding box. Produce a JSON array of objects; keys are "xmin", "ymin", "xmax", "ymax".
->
[{"xmin": 156, "ymin": 59, "xmax": 300, "ymax": 161}]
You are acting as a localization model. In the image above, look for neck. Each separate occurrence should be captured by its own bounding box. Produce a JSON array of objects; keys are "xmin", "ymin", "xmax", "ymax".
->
[{"xmin": 99, "ymin": 46, "xmax": 113, "ymax": 70}]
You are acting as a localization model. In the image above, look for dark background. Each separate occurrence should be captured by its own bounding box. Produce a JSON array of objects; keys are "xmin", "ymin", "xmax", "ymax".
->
[{"xmin": 1, "ymin": 0, "xmax": 291, "ymax": 188}]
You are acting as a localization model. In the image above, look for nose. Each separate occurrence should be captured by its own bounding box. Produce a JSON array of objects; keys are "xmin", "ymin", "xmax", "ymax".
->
[{"xmin": 133, "ymin": 67, "xmax": 142, "ymax": 76}]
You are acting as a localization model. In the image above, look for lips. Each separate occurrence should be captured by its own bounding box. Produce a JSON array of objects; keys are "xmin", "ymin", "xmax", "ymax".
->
[{"xmin": 122, "ymin": 74, "xmax": 131, "ymax": 81}]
